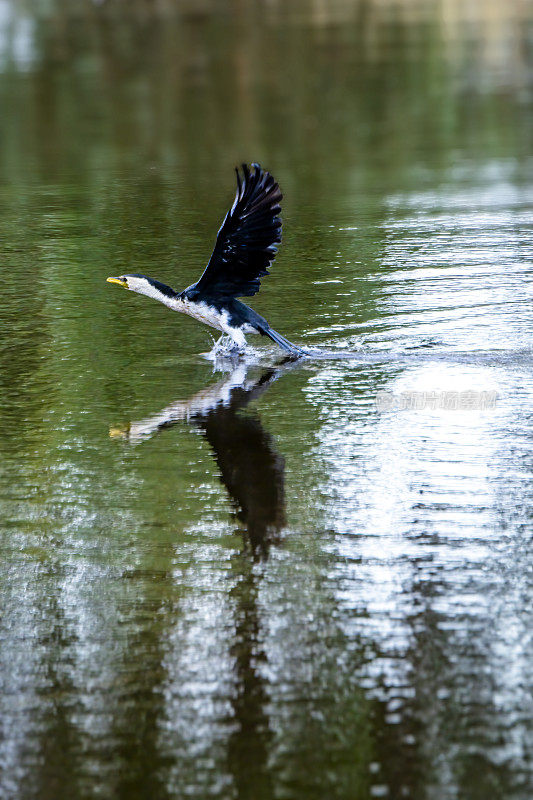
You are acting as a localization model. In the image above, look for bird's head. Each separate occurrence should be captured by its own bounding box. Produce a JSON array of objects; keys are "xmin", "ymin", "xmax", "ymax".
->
[
  {"xmin": 107, "ymin": 273, "xmax": 150, "ymax": 295},
  {"xmin": 106, "ymin": 274, "xmax": 178, "ymax": 302}
]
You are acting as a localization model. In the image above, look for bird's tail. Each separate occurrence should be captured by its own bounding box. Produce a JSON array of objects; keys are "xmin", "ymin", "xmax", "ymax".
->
[{"xmin": 263, "ymin": 326, "xmax": 306, "ymax": 356}]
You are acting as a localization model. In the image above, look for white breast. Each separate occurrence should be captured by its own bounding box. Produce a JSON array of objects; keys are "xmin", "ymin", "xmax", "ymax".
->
[
  {"xmin": 172, "ymin": 298, "xmax": 247, "ymax": 347},
  {"xmin": 178, "ymin": 299, "xmax": 227, "ymax": 331}
]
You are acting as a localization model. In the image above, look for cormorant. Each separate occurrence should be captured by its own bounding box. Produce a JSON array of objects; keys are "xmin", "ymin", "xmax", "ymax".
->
[{"xmin": 107, "ymin": 163, "xmax": 303, "ymax": 355}]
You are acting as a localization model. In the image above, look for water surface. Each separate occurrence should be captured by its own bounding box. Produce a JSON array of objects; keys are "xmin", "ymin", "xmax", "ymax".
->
[{"xmin": 0, "ymin": 2, "xmax": 531, "ymax": 799}]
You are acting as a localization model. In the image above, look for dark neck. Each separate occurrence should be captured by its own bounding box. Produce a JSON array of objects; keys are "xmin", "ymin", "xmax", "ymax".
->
[{"xmin": 143, "ymin": 276, "xmax": 178, "ymax": 299}]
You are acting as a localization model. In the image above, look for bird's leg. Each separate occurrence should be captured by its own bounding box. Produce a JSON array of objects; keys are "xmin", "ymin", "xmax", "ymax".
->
[
  {"xmin": 209, "ymin": 329, "xmax": 247, "ymax": 356},
  {"xmin": 210, "ymin": 334, "xmax": 234, "ymax": 355},
  {"xmin": 227, "ymin": 331, "xmax": 247, "ymax": 354}
]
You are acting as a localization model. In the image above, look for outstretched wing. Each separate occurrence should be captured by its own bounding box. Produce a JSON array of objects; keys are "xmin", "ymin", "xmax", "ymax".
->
[{"xmin": 192, "ymin": 163, "xmax": 282, "ymax": 300}]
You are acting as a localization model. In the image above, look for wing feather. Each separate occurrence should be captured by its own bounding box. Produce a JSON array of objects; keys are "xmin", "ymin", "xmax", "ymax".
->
[{"xmin": 192, "ymin": 163, "xmax": 282, "ymax": 299}]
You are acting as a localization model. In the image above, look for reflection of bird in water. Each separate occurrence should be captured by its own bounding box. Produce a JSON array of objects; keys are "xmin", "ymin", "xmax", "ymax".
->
[
  {"xmin": 107, "ymin": 163, "xmax": 304, "ymax": 356},
  {"xmin": 112, "ymin": 366, "xmax": 285, "ymax": 789},
  {"xmin": 112, "ymin": 363, "xmax": 287, "ymax": 558},
  {"xmin": 200, "ymin": 372, "xmax": 286, "ymax": 557}
]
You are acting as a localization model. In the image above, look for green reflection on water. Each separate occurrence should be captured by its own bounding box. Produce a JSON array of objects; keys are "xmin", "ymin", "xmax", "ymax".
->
[{"xmin": 0, "ymin": 2, "xmax": 531, "ymax": 800}]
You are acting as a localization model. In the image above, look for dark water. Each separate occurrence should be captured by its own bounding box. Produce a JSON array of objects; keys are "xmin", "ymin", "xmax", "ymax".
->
[{"xmin": 0, "ymin": 2, "xmax": 532, "ymax": 799}]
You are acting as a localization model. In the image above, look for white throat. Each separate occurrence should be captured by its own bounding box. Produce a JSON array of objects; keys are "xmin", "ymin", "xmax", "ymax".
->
[{"xmin": 129, "ymin": 278, "xmax": 181, "ymax": 311}]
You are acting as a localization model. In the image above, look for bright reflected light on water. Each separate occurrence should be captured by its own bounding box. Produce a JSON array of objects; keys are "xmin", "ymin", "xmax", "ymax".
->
[{"xmin": 304, "ymin": 354, "xmax": 532, "ymax": 788}]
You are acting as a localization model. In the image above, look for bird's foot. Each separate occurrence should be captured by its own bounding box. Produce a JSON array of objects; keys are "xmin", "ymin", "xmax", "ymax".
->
[{"xmin": 227, "ymin": 341, "xmax": 246, "ymax": 355}]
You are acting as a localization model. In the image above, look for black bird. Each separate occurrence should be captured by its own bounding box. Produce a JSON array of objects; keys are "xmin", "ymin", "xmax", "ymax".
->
[{"xmin": 107, "ymin": 163, "xmax": 303, "ymax": 355}]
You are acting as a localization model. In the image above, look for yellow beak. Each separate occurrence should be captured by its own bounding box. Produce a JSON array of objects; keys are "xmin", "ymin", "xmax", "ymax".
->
[{"xmin": 106, "ymin": 276, "xmax": 128, "ymax": 287}]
